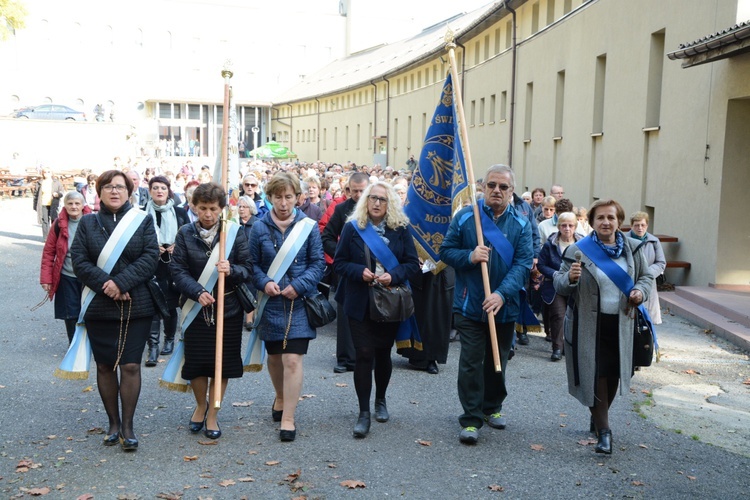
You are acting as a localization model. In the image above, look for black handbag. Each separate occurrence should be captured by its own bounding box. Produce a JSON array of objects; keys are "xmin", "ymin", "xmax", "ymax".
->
[
  {"xmin": 303, "ymin": 291, "xmax": 337, "ymax": 329},
  {"xmin": 147, "ymin": 277, "xmax": 171, "ymax": 319},
  {"xmin": 235, "ymin": 283, "xmax": 257, "ymax": 314},
  {"xmin": 632, "ymin": 308, "xmax": 655, "ymax": 367},
  {"xmin": 368, "ymin": 281, "xmax": 414, "ymax": 323}
]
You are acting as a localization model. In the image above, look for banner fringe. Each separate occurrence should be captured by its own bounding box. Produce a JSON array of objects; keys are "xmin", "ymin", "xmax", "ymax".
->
[{"xmin": 54, "ymin": 369, "xmax": 89, "ymax": 380}]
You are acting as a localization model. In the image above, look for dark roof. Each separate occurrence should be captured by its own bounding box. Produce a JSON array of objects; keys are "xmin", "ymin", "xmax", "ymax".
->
[{"xmin": 667, "ymin": 20, "xmax": 750, "ymax": 66}]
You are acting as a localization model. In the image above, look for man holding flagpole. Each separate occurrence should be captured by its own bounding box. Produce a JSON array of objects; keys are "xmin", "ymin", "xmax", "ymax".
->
[{"xmin": 440, "ymin": 164, "xmax": 533, "ymax": 445}]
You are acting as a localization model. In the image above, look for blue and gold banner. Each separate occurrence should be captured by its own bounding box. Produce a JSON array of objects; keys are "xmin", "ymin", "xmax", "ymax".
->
[{"xmin": 404, "ymin": 72, "xmax": 471, "ymax": 273}]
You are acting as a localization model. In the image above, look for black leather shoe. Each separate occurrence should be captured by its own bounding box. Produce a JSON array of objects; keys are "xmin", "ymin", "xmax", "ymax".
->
[
  {"xmin": 145, "ymin": 346, "xmax": 158, "ymax": 367},
  {"xmin": 334, "ymin": 364, "xmax": 353, "ymax": 374},
  {"xmin": 426, "ymin": 360, "xmax": 439, "ymax": 374},
  {"xmin": 279, "ymin": 428, "xmax": 296, "ymax": 442},
  {"xmin": 353, "ymin": 411, "xmax": 371, "ymax": 438},
  {"xmin": 204, "ymin": 419, "xmax": 221, "ymax": 440},
  {"xmin": 374, "ymin": 399, "xmax": 389, "ymax": 422},
  {"xmin": 160, "ymin": 339, "xmax": 174, "ymax": 355},
  {"xmin": 189, "ymin": 408, "xmax": 207, "ymax": 434},
  {"xmin": 272, "ymin": 399, "xmax": 283, "ymax": 422},
  {"xmin": 517, "ymin": 333, "xmax": 530, "ymax": 345},
  {"xmin": 508, "ymin": 347, "xmax": 515, "ymax": 360},
  {"xmin": 103, "ymin": 433, "xmax": 119, "ymax": 446},
  {"xmin": 551, "ymin": 350, "xmax": 562, "ymax": 361},
  {"xmin": 595, "ymin": 428, "xmax": 612, "ymax": 454},
  {"xmin": 119, "ymin": 433, "xmax": 138, "ymax": 451}
]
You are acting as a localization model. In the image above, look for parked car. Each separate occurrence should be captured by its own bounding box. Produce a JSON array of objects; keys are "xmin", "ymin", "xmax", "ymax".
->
[{"xmin": 13, "ymin": 104, "xmax": 86, "ymax": 121}]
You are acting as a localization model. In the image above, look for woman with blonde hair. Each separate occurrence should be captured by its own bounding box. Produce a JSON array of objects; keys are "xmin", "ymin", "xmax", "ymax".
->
[{"xmin": 333, "ymin": 181, "xmax": 420, "ymax": 438}]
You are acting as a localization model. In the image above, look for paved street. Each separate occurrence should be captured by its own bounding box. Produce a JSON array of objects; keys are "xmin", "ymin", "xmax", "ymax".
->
[{"xmin": 1, "ymin": 196, "xmax": 748, "ymax": 499}]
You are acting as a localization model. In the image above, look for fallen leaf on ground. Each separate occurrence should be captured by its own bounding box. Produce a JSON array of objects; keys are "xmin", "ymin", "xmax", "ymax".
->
[
  {"xmin": 24, "ymin": 487, "xmax": 51, "ymax": 496},
  {"xmin": 742, "ymin": 378, "xmax": 750, "ymax": 385},
  {"xmin": 76, "ymin": 495, "xmax": 94, "ymax": 500},
  {"xmin": 82, "ymin": 386, "xmax": 93, "ymax": 392},
  {"xmin": 415, "ymin": 439, "xmax": 432, "ymax": 446},
  {"xmin": 248, "ymin": 450, "xmax": 259, "ymax": 455},
  {"xmin": 87, "ymin": 427, "xmax": 104, "ymax": 435},
  {"xmin": 335, "ymin": 383, "xmax": 348, "ymax": 387},
  {"xmin": 577, "ymin": 439, "xmax": 597, "ymax": 446},
  {"xmin": 638, "ymin": 444, "xmax": 649, "ymax": 449},
  {"xmin": 218, "ymin": 479, "xmax": 235, "ymax": 487},
  {"xmin": 340, "ymin": 479, "xmax": 366, "ymax": 489},
  {"xmin": 299, "ymin": 394, "xmax": 316, "ymax": 399},
  {"xmin": 0, "ymin": 384, "xmax": 5, "ymax": 388},
  {"xmin": 238, "ymin": 477, "xmax": 254, "ymax": 482},
  {"xmin": 641, "ymin": 389, "xmax": 651, "ymax": 394},
  {"xmin": 232, "ymin": 401, "xmax": 253, "ymax": 407},
  {"xmin": 155, "ymin": 493, "xmax": 183, "ymax": 500},
  {"xmin": 198, "ymin": 440, "xmax": 218, "ymax": 446},
  {"xmin": 687, "ymin": 476, "xmax": 697, "ymax": 481},
  {"xmin": 530, "ymin": 444, "xmax": 545, "ymax": 451},
  {"xmin": 631, "ymin": 481, "xmax": 645, "ymax": 486},
  {"xmin": 47, "ymin": 435, "xmax": 57, "ymax": 440},
  {"xmin": 285, "ymin": 469, "xmax": 302, "ymax": 482},
  {"xmin": 265, "ymin": 460, "xmax": 281, "ymax": 466},
  {"xmin": 327, "ymin": 463, "xmax": 337, "ymax": 468},
  {"xmin": 488, "ymin": 484, "xmax": 504, "ymax": 492},
  {"xmin": 683, "ymin": 369, "xmax": 701, "ymax": 375},
  {"xmin": 559, "ymin": 413, "xmax": 567, "ymax": 417},
  {"xmin": 410, "ymin": 400, "xmax": 419, "ymax": 404},
  {"xmin": 198, "ymin": 473, "xmax": 213, "ymax": 478},
  {"xmin": 183, "ymin": 455, "xmax": 198, "ymax": 461}
]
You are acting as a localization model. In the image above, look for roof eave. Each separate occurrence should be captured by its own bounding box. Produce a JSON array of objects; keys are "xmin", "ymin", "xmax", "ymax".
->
[{"xmin": 667, "ymin": 24, "xmax": 750, "ymax": 68}]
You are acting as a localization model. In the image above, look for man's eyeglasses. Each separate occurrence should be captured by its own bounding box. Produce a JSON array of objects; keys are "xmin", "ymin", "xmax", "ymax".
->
[
  {"xmin": 102, "ymin": 185, "xmax": 127, "ymax": 193},
  {"xmin": 485, "ymin": 182, "xmax": 511, "ymax": 191},
  {"xmin": 367, "ymin": 195, "xmax": 388, "ymax": 205}
]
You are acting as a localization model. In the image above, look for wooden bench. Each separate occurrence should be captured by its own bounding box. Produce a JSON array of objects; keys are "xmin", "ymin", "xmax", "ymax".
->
[{"xmin": 665, "ymin": 261, "xmax": 691, "ymax": 269}]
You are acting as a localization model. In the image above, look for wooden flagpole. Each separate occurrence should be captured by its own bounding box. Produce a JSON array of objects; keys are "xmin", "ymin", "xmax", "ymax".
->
[
  {"xmin": 213, "ymin": 67, "xmax": 232, "ymax": 409},
  {"xmin": 446, "ymin": 36, "xmax": 502, "ymax": 372}
]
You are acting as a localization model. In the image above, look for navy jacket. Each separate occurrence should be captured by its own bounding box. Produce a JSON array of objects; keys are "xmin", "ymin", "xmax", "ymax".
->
[
  {"xmin": 537, "ymin": 232, "xmax": 582, "ymax": 304},
  {"xmin": 71, "ymin": 202, "xmax": 159, "ymax": 321},
  {"xmin": 439, "ymin": 203, "xmax": 533, "ymax": 323},
  {"xmin": 333, "ymin": 221, "xmax": 420, "ymax": 322}
]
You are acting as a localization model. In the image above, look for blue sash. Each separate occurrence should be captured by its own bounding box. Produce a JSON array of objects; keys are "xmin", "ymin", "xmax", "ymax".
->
[
  {"xmin": 576, "ymin": 235, "xmax": 658, "ymax": 355},
  {"xmin": 243, "ymin": 216, "xmax": 316, "ymax": 371},
  {"xmin": 476, "ymin": 200, "xmax": 539, "ymax": 327},
  {"xmin": 160, "ymin": 222, "xmax": 241, "ymax": 391},
  {"xmin": 353, "ymin": 222, "xmax": 421, "ymax": 350},
  {"xmin": 55, "ymin": 209, "xmax": 147, "ymax": 379}
]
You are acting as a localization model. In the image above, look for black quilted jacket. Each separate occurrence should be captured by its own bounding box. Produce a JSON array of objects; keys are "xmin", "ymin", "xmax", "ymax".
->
[{"xmin": 71, "ymin": 202, "xmax": 159, "ymax": 321}]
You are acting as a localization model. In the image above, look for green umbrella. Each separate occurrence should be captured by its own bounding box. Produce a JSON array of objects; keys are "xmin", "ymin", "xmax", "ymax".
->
[{"xmin": 248, "ymin": 141, "xmax": 298, "ymax": 159}]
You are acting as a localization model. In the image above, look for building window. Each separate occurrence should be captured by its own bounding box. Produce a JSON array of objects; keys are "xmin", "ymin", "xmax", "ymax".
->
[
  {"xmin": 323, "ymin": 128, "xmax": 327, "ymax": 150},
  {"xmin": 479, "ymin": 97, "xmax": 485, "ymax": 125},
  {"xmin": 646, "ymin": 30, "xmax": 666, "ymax": 128},
  {"xmin": 524, "ymin": 83, "xmax": 533, "ymax": 140},
  {"xmin": 593, "ymin": 54, "xmax": 607, "ymax": 134},
  {"xmin": 470, "ymin": 100, "xmax": 476, "ymax": 126},
  {"xmin": 532, "ymin": 3, "xmax": 540, "ymax": 34},
  {"xmin": 490, "ymin": 94, "xmax": 496, "ymax": 123},
  {"xmin": 555, "ymin": 70, "xmax": 565, "ymax": 138},
  {"xmin": 564, "ymin": 0, "xmax": 572, "ymax": 14},
  {"xmin": 357, "ymin": 124, "xmax": 361, "ymax": 150},
  {"xmin": 547, "ymin": 0, "xmax": 556, "ymax": 25},
  {"xmin": 484, "ymin": 35, "xmax": 490, "ymax": 60},
  {"xmin": 506, "ymin": 20, "xmax": 512, "ymax": 49},
  {"xmin": 474, "ymin": 41, "xmax": 480, "ymax": 65},
  {"xmin": 500, "ymin": 91, "xmax": 507, "ymax": 121}
]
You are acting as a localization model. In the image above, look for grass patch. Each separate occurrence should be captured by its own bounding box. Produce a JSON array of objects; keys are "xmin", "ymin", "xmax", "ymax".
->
[
  {"xmin": 691, "ymin": 434, "xmax": 700, "ymax": 441},
  {"xmin": 633, "ymin": 391, "xmax": 654, "ymax": 419},
  {"xmin": 675, "ymin": 429, "xmax": 683, "ymax": 434}
]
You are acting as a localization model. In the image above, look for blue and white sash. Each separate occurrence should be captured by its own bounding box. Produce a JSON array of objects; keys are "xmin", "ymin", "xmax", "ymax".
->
[
  {"xmin": 243, "ymin": 216, "xmax": 316, "ymax": 371},
  {"xmin": 576, "ymin": 235, "xmax": 659, "ymax": 358},
  {"xmin": 160, "ymin": 222, "xmax": 240, "ymax": 391},
  {"xmin": 476, "ymin": 200, "xmax": 539, "ymax": 327},
  {"xmin": 353, "ymin": 222, "xmax": 422, "ymax": 350},
  {"xmin": 55, "ymin": 209, "xmax": 147, "ymax": 379}
]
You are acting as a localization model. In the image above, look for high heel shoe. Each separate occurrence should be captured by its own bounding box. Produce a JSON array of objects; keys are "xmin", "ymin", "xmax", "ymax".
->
[
  {"xmin": 595, "ymin": 428, "xmax": 612, "ymax": 454},
  {"xmin": 119, "ymin": 432, "xmax": 139, "ymax": 451},
  {"xmin": 279, "ymin": 427, "xmax": 297, "ymax": 442},
  {"xmin": 204, "ymin": 420, "xmax": 221, "ymax": 440},
  {"xmin": 103, "ymin": 433, "xmax": 119, "ymax": 446},
  {"xmin": 272, "ymin": 398, "xmax": 283, "ymax": 423},
  {"xmin": 353, "ymin": 411, "xmax": 371, "ymax": 439},
  {"xmin": 189, "ymin": 408, "xmax": 208, "ymax": 434}
]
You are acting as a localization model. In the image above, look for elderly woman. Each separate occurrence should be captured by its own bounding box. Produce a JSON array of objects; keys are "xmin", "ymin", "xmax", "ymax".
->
[
  {"xmin": 536, "ymin": 195, "xmax": 557, "ymax": 224},
  {"xmin": 171, "ymin": 183, "xmax": 253, "ymax": 440},
  {"xmin": 34, "ymin": 168, "xmax": 65, "ymax": 241},
  {"xmin": 71, "ymin": 170, "xmax": 159, "ymax": 451},
  {"xmin": 297, "ymin": 180, "xmax": 323, "ymax": 222},
  {"xmin": 81, "ymin": 174, "xmax": 100, "ymax": 213},
  {"xmin": 574, "ymin": 207, "xmax": 593, "ymax": 236},
  {"xmin": 333, "ymin": 181, "xmax": 420, "ymax": 439},
  {"xmin": 40, "ymin": 191, "xmax": 92, "ymax": 343},
  {"xmin": 628, "ymin": 212, "xmax": 666, "ymax": 325},
  {"xmin": 249, "ymin": 172, "xmax": 325, "ymax": 442},
  {"xmin": 144, "ymin": 176, "xmax": 190, "ymax": 366},
  {"xmin": 537, "ymin": 212, "xmax": 581, "ymax": 361},
  {"xmin": 237, "ymin": 195, "xmax": 259, "ymax": 328},
  {"xmin": 304, "ymin": 176, "xmax": 330, "ymax": 212},
  {"xmin": 553, "ymin": 200, "xmax": 652, "ymax": 455},
  {"xmin": 240, "ymin": 173, "xmax": 269, "ymax": 219}
]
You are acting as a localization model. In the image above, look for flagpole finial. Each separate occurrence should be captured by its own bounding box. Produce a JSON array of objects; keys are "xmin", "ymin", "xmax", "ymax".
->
[
  {"xmin": 221, "ymin": 60, "xmax": 234, "ymax": 79},
  {"xmin": 444, "ymin": 27, "xmax": 456, "ymax": 50}
]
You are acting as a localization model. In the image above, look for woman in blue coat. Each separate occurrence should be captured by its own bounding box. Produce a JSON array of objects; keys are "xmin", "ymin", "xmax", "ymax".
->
[
  {"xmin": 334, "ymin": 181, "xmax": 420, "ymax": 439},
  {"xmin": 249, "ymin": 172, "xmax": 325, "ymax": 442}
]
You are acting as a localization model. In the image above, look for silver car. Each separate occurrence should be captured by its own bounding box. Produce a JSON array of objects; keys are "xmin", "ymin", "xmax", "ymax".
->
[{"xmin": 13, "ymin": 104, "xmax": 86, "ymax": 121}]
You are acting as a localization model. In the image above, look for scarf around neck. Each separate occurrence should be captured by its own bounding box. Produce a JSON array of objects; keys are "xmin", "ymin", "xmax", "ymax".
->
[
  {"xmin": 629, "ymin": 230, "xmax": 648, "ymax": 242},
  {"xmin": 592, "ymin": 229, "xmax": 624, "ymax": 258},
  {"xmin": 370, "ymin": 218, "xmax": 390, "ymax": 245},
  {"xmin": 147, "ymin": 198, "xmax": 178, "ymax": 245},
  {"xmin": 198, "ymin": 222, "xmax": 219, "ymax": 248}
]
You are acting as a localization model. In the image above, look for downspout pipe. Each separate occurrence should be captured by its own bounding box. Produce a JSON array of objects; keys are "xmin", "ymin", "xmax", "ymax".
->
[
  {"xmin": 370, "ymin": 80, "xmax": 378, "ymax": 161},
  {"xmin": 314, "ymin": 97, "xmax": 321, "ymax": 161},
  {"xmin": 382, "ymin": 76, "xmax": 391, "ymax": 167},
  {"xmin": 505, "ymin": 0, "xmax": 517, "ymax": 167}
]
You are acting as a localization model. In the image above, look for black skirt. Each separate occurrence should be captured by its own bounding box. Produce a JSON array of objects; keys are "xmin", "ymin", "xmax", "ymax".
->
[
  {"xmin": 348, "ymin": 316, "xmax": 399, "ymax": 351},
  {"xmin": 265, "ymin": 338, "xmax": 310, "ymax": 355},
  {"xmin": 181, "ymin": 311, "xmax": 244, "ymax": 380},
  {"xmin": 54, "ymin": 274, "xmax": 83, "ymax": 320},
  {"xmin": 597, "ymin": 313, "xmax": 621, "ymax": 378},
  {"xmin": 87, "ymin": 316, "xmax": 151, "ymax": 366}
]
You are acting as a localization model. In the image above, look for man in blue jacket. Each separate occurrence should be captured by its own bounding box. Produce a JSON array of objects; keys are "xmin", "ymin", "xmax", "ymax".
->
[{"xmin": 439, "ymin": 164, "xmax": 533, "ymax": 445}]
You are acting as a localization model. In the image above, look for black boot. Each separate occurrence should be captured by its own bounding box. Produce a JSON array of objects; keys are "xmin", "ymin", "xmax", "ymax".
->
[
  {"xmin": 595, "ymin": 428, "xmax": 612, "ymax": 454},
  {"xmin": 353, "ymin": 411, "xmax": 371, "ymax": 438},
  {"xmin": 160, "ymin": 337, "xmax": 174, "ymax": 355},
  {"xmin": 145, "ymin": 320, "xmax": 159, "ymax": 367},
  {"xmin": 374, "ymin": 399, "xmax": 389, "ymax": 422}
]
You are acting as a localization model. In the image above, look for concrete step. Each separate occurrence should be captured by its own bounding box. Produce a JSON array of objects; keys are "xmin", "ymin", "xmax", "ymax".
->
[
  {"xmin": 660, "ymin": 291, "xmax": 750, "ymax": 352},
  {"xmin": 675, "ymin": 286, "xmax": 750, "ymax": 329}
]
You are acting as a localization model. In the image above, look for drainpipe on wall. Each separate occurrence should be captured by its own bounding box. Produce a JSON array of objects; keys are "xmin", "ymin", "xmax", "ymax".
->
[
  {"xmin": 504, "ymin": 0, "xmax": 517, "ymax": 167},
  {"xmin": 286, "ymin": 104, "xmax": 293, "ymax": 152},
  {"xmin": 315, "ymin": 97, "xmax": 321, "ymax": 161},
  {"xmin": 383, "ymin": 76, "xmax": 390, "ymax": 167},
  {"xmin": 371, "ymin": 80, "xmax": 378, "ymax": 158}
]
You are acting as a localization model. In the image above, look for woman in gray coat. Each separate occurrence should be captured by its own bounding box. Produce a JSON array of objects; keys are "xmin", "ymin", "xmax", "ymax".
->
[
  {"xmin": 553, "ymin": 200, "xmax": 652, "ymax": 455},
  {"xmin": 628, "ymin": 211, "xmax": 666, "ymax": 325}
]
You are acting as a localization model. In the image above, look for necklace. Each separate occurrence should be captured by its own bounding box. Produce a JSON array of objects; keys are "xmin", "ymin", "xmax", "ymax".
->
[
  {"xmin": 113, "ymin": 299, "xmax": 132, "ymax": 370},
  {"xmin": 282, "ymin": 298, "xmax": 294, "ymax": 350},
  {"xmin": 203, "ymin": 301, "xmax": 215, "ymax": 326}
]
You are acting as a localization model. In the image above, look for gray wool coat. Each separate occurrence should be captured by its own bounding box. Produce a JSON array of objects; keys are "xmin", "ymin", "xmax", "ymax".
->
[{"xmin": 553, "ymin": 236, "xmax": 652, "ymax": 407}]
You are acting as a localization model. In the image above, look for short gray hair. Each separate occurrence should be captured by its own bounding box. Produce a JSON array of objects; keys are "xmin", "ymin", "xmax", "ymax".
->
[
  {"xmin": 485, "ymin": 164, "xmax": 515, "ymax": 189},
  {"xmin": 64, "ymin": 190, "xmax": 85, "ymax": 204},
  {"xmin": 237, "ymin": 195, "xmax": 258, "ymax": 215}
]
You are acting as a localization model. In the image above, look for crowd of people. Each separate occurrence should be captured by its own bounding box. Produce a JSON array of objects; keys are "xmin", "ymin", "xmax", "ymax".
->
[{"xmin": 36, "ymin": 155, "xmax": 663, "ymax": 456}]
